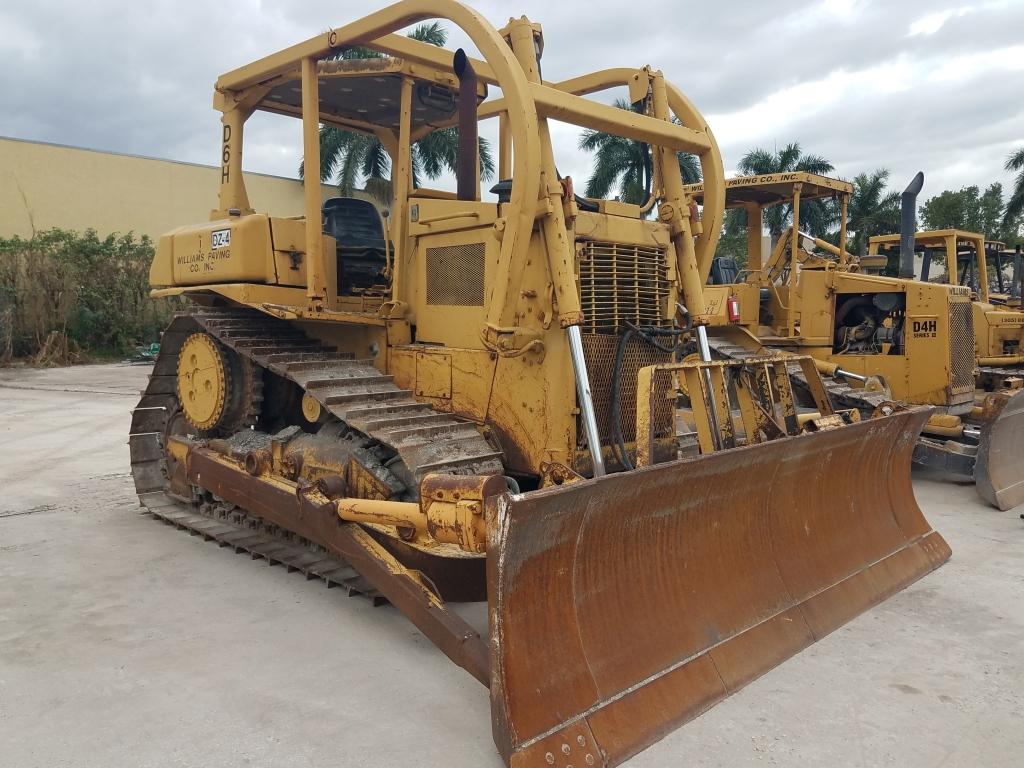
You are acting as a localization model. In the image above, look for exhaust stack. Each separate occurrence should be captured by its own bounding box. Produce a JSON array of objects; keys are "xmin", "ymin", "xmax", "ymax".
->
[
  {"xmin": 453, "ymin": 49, "xmax": 479, "ymax": 202},
  {"xmin": 899, "ymin": 172, "xmax": 925, "ymax": 279}
]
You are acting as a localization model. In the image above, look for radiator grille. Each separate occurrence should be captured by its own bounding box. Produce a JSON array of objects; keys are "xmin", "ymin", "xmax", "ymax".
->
[
  {"xmin": 579, "ymin": 333, "xmax": 672, "ymax": 446},
  {"xmin": 579, "ymin": 240, "xmax": 670, "ymax": 333},
  {"xmin": 425, "ymin": 243, "xmax": 485, "ymax": 306},
  {"xmin": 948, "ymin": 299, "xmax": 975, "ymax": 391}
]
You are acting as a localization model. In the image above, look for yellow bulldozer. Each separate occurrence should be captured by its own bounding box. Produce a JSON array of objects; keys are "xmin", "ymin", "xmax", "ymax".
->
[
  {"xmin": 867, "ymin": 228, "xmax": 1024, "ymax": 508},
  {"xmin": 867, "ymin": 228, "xmax": 1024, "ymax": 383},
  {"xmin": 129, "ymin": 3, "xmax": 949, "ymax": 765},
  {"xmin": 689, "ymin": 171, "xmax": 1024, "ymax": 510}
]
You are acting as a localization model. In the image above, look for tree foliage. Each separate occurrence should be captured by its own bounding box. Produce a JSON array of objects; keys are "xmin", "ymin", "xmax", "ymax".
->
[
  {"xmin": 845, "ymin": 169, "xmax": 900, "ymax": 256},
  {"xmin": 1005, "ymin": 147, "xmax": 1024, "ymax": 230},
  {"xmin": 920, "ymin": 183, "xmax": 1019, "ymax": 242},
  {"xmin": 711, "ymin": 151, "xmax": 1021, "ymax": 271},
  {"xmin": 737, "ymin": 143, "xmax": 836, "ymax": 239},
  {"xmin": 713, "ymin": 142, "xmax": 837, "ymax": 268},
  {"xmin": 715, "ymin": 210, "xmax": 751, "ymax": 268},
  {"xmin": 0, "ymin": 230, "xmax": 176, "ymax": 363},
  {"xmin": 578, "ymin": 99, "xmax": 702, "ymax": 206}
]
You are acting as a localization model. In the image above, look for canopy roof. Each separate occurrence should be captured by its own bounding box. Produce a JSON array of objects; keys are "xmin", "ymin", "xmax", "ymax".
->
[
  {"xmin": 253, "ymin": 57, "xmax": 487, "ymax": 134},
  {"xmin": 683, "ymin": 172, "xmax": 852, "ymax": 208},
  {"xmin": 869, "ymin": 229, "xmax": 985, "ymax": 251}
]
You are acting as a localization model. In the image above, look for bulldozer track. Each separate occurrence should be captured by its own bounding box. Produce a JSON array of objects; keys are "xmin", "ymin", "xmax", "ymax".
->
[
  {"xmin": 707, "ymin": 339, "xmax": 891, "ymax": 414},
  {"xmin": 129, "ymin": 302, "xmax": 503, "ymax": 602},
  {"xmin": 137, "ymin": 490, "xmax": 388, "ymax": 604}
]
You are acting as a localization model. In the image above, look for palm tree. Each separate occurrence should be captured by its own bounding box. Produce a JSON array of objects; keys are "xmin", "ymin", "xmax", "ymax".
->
[
  {"xmin": 737, "ymin": 143, "xmax": 835, "ymax": 238},
  {"xmin": 1006, "ymin": 147, "xmax": 1024, "ymax": 228},
  {"xmin": 845, "ymin": 169, "xmax": 900, "ymax": 256},
  {"xmin": 578, "ymin": 99, "xmax": 702, "ymax": 206},
  {"xmin": 299, "ymin": 22, "xmax": 494, "ymax": 204}
]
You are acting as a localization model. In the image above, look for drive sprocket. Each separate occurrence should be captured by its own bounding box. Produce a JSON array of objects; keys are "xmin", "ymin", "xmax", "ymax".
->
[{"xmin": 176, "ymin": 331, "xmax": 261, "ymax": 433}]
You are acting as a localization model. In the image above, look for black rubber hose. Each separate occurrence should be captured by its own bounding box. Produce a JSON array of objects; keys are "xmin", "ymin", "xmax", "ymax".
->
[{"xmin": 634, "ymin": 325, "xmax": 683, "ymax": 353}]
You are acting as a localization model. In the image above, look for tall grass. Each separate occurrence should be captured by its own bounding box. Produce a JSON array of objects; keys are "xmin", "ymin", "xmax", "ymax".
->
[{"xmin": 0, "ymin": 229, "xmax": 178, "ymax": 365}]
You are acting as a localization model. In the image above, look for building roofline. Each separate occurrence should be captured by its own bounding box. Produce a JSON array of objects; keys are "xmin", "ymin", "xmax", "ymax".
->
[{"xmin": 0, "ymin": 134, "xmax": 308, "ymax": 185}]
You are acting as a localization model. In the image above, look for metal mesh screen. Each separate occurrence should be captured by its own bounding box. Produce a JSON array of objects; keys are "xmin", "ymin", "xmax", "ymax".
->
[
  {"xmin": 579, "ymin": 333, "xmax": 672, "ymax": 446},
  {"xmin": 948, "ymin": 299, "xmax": 975, "ymax": 391},
  {"xmin": 579, "ymin": 241, "xmax": 670, "ymax": 333},
  {"xmin": 425, "ymin": 243, "xmax": 485, "ymax": 306}
]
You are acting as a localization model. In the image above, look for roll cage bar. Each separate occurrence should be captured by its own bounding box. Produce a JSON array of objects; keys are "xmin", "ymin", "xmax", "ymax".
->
[{"xmin": 209, "ymin": 0, "xmax": 725, "ymax": 333}]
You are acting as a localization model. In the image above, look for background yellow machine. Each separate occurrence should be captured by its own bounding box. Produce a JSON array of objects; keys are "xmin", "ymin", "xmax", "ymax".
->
[
  {"xmin": 129, "ymin": 3, "xmax": 949, "ymax": 764},
  {"xmin": 868, "ymin": 228, "xmax": 1024, "ymax": 508},
  {"xmin": 691, "ymin": 171, "xmax": 1024, "ymax": 510},
  {"xmin": 868, "ymin": 229, "xmax": 1024, "ymax": 382}
]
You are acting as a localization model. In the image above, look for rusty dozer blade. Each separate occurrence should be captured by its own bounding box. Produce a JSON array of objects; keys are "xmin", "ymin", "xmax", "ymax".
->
[
  {"xmin": 487, "ymin": 407, "xmax": 950, "ymax": 768},
  {"xmin": 975, "ymin": 388, "xmax": 1024, "ymax": 511}
]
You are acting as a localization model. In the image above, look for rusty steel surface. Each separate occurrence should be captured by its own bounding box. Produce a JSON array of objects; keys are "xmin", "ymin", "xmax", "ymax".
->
[
  {"xmin": 186, "ymin": 445, "xmax": 491, "ymax": 686},
  {"xmin": 486, "ymin": 407, "xmax": 950, "ymax": 768},
  {"xmin": 974, "ymin": 388, "xmax": 1024, "ymax": 510}
]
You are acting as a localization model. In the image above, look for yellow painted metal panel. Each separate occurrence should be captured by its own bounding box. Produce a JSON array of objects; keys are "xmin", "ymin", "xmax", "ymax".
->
[
  {"xmin": 389, "ymin": 347, "xmax": 417, "ymax": 391},
  {"xmin": 415, "ymin": 349, "xmax": 453, "ymax": 400},
  {"xmin": 270, "ymin": 217, "xmax": 308, "ymax": 287},
  {"xmin": 168, "ymin": 215, "xmax": 272, "ymax": 285}
]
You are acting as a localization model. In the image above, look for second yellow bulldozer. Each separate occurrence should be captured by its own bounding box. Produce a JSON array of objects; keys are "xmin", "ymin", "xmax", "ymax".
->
[
  {"xmin": 689, "ymin": 171, "xmax": 1024, "ymax": 511},
  {"xmin": 867, "ymin": 227, "xmax": 1024, "ymax": 508},
  {"xmin": 129, "ymin": 3, "xmax": 949, "ymax": 765}
]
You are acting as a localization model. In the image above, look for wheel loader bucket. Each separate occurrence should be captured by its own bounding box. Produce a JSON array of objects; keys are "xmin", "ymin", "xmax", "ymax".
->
[
  {"xmin": 487, "ymin": 407, "xmax": 949, "ymax": 768},
  {"xmin": 975, "ymin": 388, "xmax": 1024, "ymax": 511}
]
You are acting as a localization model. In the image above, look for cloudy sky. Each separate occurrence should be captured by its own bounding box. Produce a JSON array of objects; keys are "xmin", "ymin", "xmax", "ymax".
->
[{"xmin": 3, "ymin": 0, "xmax": 1023, "ymax": 202}]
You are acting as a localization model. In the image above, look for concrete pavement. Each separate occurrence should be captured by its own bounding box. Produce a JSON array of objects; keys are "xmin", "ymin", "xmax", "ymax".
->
[{"xmin": 1, "ymin": 363, "xmax": 1021, "ymax": 767}]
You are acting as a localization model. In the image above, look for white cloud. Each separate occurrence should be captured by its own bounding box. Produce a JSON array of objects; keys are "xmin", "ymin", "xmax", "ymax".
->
[
  {"xmin": 0, "ymin": 0, "xmax": 1021, "ymax": 208},
  {"xmin": 908, "ymin": 6, "xmax": 972, "ymax": 36},
  {"xmin": 709, "ymin": 56, "xmax": 919, "ymax": 151},
  {"xmin": 820, "ymin": 0, "xmax": 860, "ymax": 18},
  {"xmin": 927, "ymin": 45, "xmax": 1024, "ymax": 83}
]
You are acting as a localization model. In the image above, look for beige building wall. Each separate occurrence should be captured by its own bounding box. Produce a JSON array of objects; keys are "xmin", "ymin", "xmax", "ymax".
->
[{"xmin": 0, "ymin": 136, "xmax": 372, "ymax": 241}]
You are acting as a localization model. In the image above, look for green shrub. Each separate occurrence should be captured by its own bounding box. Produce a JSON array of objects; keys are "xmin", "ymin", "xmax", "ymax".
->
[{"xmin": 0, "ymin": 229, "xmax": 178, "ymax": 364}]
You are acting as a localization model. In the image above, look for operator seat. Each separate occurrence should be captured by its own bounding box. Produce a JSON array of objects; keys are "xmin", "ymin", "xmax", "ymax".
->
[
  {"xmin": 321, "ymin": 197, "xmax": 390, "ymax": 295},
  {"xmin": 709, "ymin": 256, "xmax": 740, "ymax": 285}
]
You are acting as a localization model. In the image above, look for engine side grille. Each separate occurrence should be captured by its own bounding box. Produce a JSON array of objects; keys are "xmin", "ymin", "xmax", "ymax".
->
[
  {"xmin": 948, "ymin": 299, "xmax": 975, "ymax": 392},
  {"xmin": 579, "ymin": 333, "xmax": 673, "ymax": 446},
  {"xmin": 425, "ymin": 243, "xmax": 485, "ymax": 306},
  {"xmin": 579, "ymin": 240, "xmax": 670, "ymax": 333}
]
